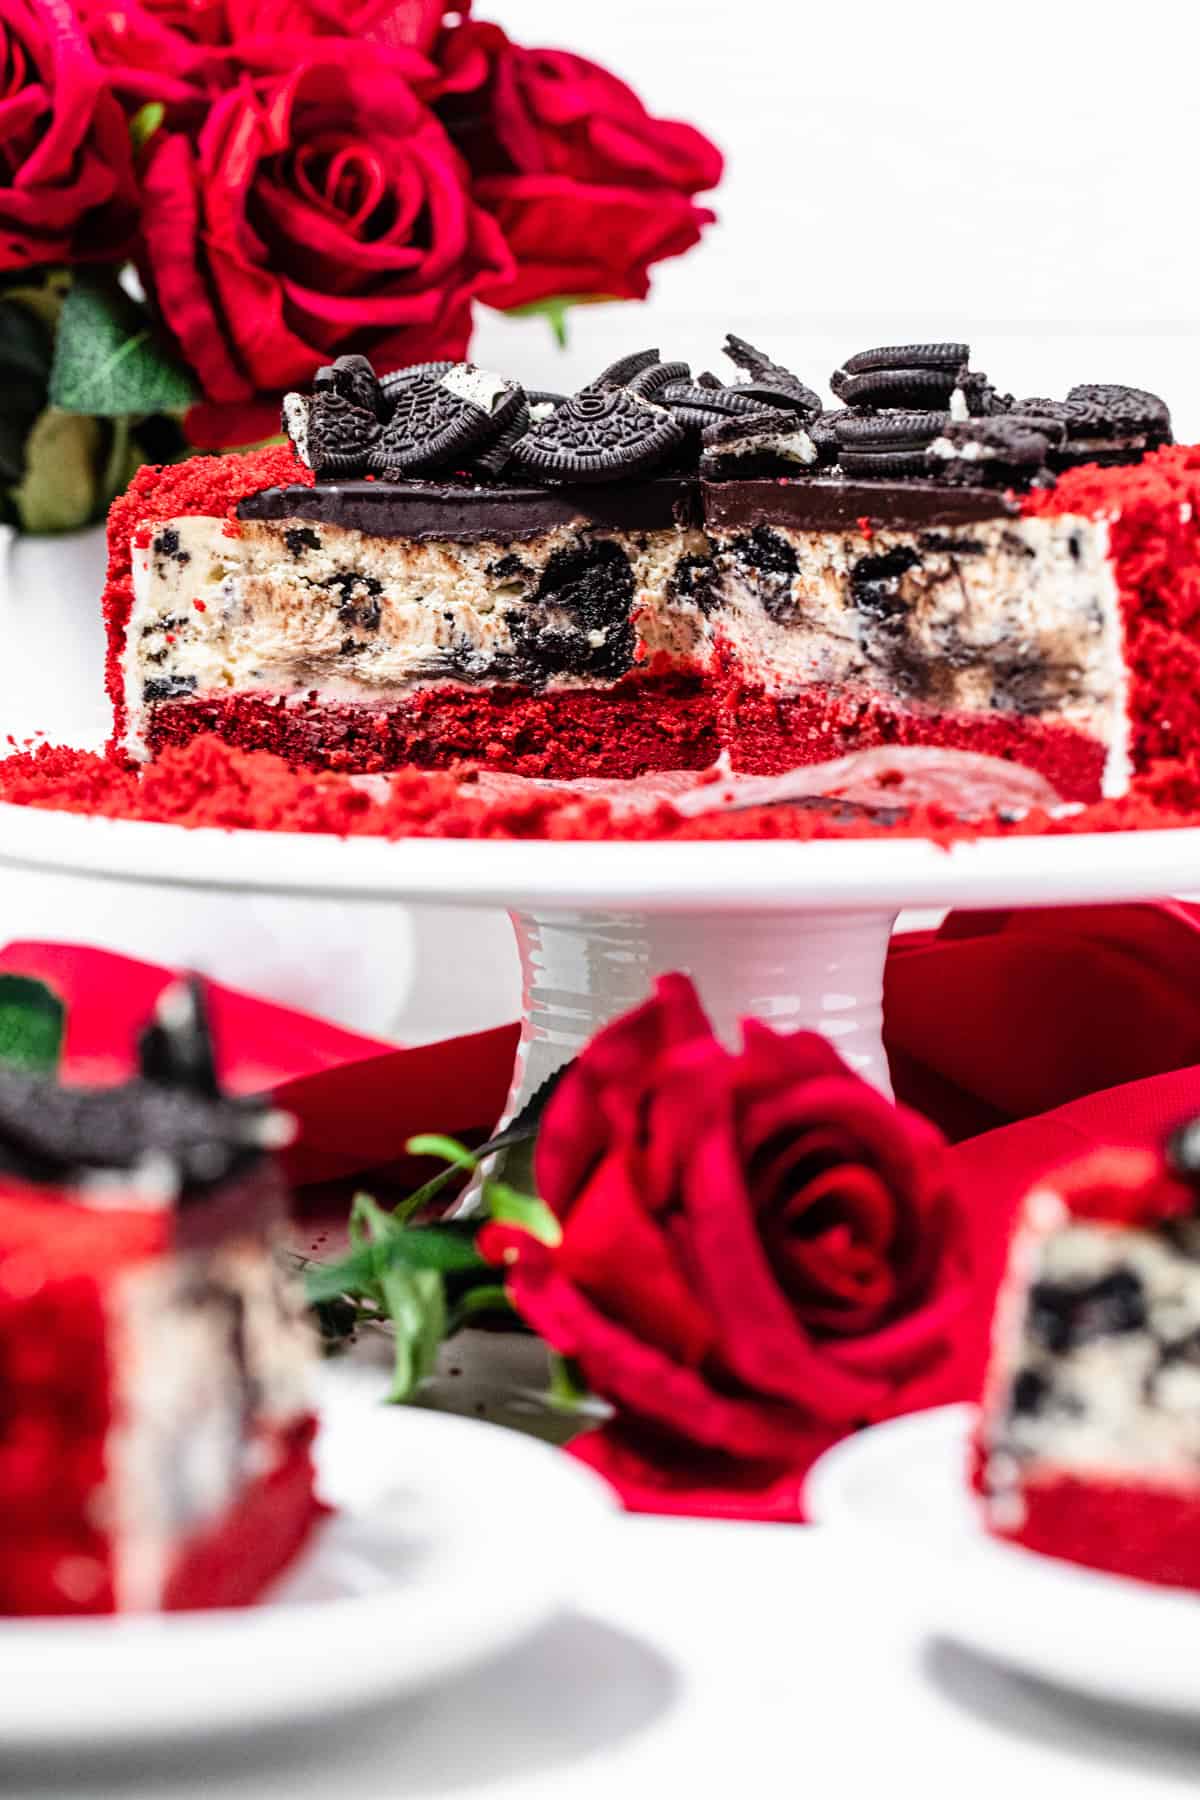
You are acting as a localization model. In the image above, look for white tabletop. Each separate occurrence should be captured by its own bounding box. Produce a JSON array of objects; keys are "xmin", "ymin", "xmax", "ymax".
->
[{"xmin": 5, "ymin": 1510, "xmax": 1200, "ymax": 1800}]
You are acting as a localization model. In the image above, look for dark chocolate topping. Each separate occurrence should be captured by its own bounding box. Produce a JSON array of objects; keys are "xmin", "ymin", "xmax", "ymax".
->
[
  {"xmin": 272, "ymin": 341, "xmax": 1173, "ymax": 526},
  {"xmin": 703, "ymin": 476, "xmax": 1019, "ymax": 534},
  {"xmin": 239, "ymin": 478, "xmax": 702, "ymax": 540}
]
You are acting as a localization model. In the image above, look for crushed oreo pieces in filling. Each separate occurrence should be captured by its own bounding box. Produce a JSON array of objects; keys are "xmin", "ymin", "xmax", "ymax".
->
[{"xmin": 280, "ymin": 344, "xmax": 1171, "ymax": 492}]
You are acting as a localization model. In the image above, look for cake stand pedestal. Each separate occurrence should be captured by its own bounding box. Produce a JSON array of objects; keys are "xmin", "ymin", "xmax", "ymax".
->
[
  {"xmin": 2, "ymin": 811, "xmax": 1199, "ymax": 1123},
  {"xmin": 506, "ymin": 906, "xmax": 896, "ymax": 1106}
]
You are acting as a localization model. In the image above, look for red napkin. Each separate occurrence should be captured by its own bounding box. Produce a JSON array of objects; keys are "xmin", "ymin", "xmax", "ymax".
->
[{"xmin": 7, "ymin": 904, "xmax": 1200, "ymax": 1522}]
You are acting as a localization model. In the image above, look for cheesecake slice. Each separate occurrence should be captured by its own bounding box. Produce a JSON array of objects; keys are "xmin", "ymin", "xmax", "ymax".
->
[
  {"xmin": 974, "ymin": 1132, "xmax": 1200, "ymax": 1589},
  {"xmin": 0, "ymin": 979, "xmax": 323, "ymax": 1615}
]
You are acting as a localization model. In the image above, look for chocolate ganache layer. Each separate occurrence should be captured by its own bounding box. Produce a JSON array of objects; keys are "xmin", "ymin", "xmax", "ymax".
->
[{"xmin": 239, "ymin": 476, "xmax": 702, "ymax": 539}]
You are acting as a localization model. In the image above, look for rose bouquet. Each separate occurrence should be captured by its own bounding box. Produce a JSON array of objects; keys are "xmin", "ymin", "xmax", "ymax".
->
[{"xmin": 0, "ymin": 0, "xmax": 722, "ymax": 529}]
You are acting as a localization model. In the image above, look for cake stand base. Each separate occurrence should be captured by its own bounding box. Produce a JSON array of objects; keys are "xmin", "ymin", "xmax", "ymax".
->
[{"xmin": 502, "ymin": 906, "xmax": 898, "ymax": 1115}]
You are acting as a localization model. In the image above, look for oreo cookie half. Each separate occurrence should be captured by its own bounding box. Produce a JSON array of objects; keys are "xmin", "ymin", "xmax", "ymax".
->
[
  {"xmin": 626, "ymin": 359, "xmax": 691, "ymax": 400},
  {"xmin": 290, "ymin": 389, "xmax": 381, "ymax": 476},
  {"xmin": 593, "ymin": 348, "xmax": 663, "ymax": 389},
  {"xmin": 926, "ymin": 417, "xmax": 1054, "ymax": 488},
  {"xmin": 367, "ymin": 363, "xmax": 524, "ymax": 478},
  {"xmin": 723, "ymin": 333, "xmax": 823, "ymax": 420},
  {"xmin": 1016, "ymin": 385, "xmax": 1171, "ymax": 468},
  {"xmin": 700, "ymin": 405, "xmax": 820, "ymax": 478},
  {"xmin": 835, "ymin": 410, "xmax": 951, "ymax": 477},
  {"xmin": 507, "ymin": 386, "xmax": 687, "ymax": 483},
  {"xmin": 659, "ymin": 378, "xmax": 763, "ymax": 440}
]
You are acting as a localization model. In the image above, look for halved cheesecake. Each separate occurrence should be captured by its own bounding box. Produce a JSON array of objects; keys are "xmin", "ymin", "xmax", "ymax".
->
[{"xmin": 103, "ymin": 341, "xmax": 1188, "ymax": 801}]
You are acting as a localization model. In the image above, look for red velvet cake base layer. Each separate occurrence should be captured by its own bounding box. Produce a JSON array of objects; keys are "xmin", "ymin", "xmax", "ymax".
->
[
  {"xmin": 141, "ymin": 675, "xmax": 1108, "ymax": 800},
  {"xmin": 721, "ymin": 684, "xmax": 1107, "ymax": 801},
  {"xmin": 144, "ymin": 675, "xmax": 720, "ymax": 779},
  {"xmin": 164, "ymin": 1417, "xmax": 327, "ymax": 1612},
  {"xmin": 992, "ymin": 1476, "xmax": 1200, "ymax": 1590}
]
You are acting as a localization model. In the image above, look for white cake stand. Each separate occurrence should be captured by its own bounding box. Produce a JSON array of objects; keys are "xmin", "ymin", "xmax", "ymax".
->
[{"xmin": 0, "ymin": 806, "xmax": 1197, "ymax": 1112}]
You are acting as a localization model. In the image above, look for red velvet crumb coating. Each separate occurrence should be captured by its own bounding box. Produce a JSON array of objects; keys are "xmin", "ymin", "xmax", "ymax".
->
[
  {"xmin": 1026, "ymin": 444, "xmax": 1200, "ymax": 774},
  {"xmin": 0, "ymin": 1189, "xmax": 164, "ymax": 1615},
  {"xmin": 102, "ymin": 446, "xmax": 312, "ymax": 752},
  {"xmin": 6, "ymin": 733, "xmax": 1200, "ymax": 841},
  {"xmin": 993, "ymin": 1476, "xmax": 1200, "ymax": 1591},
  {"xmin": 1043, "ymin": 1145, "xmax": 1195, "ymax": 1227}
]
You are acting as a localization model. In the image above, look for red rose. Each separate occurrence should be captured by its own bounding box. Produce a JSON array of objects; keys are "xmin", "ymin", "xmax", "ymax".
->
[
  {"xmin": 483, "ymin": 975, "xmax": 968, "ymax": 1477},
  {"xmin": 137, "ymin": 58, "xmax": 512, "ymax": 447},
  {"xmin": 82, "ymin": 0, "xmax": 449, "ymax": 107},
  {"xmin": 0, "ymin": 0, "xmax": 138, "ymax": 271},
  {"xmin": 436, "ymin": 27, "xmax": 722, "ymax": 307}
]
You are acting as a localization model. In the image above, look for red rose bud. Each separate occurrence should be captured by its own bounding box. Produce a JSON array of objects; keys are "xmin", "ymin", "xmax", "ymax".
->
[
  {"xmin": 0, "ymin": 0, "xmax": 139, "ymax": 271},
  {"xmin": 486, "ymin": 974, "xmax": 969, "ymax": 1471},
  {"xmin": 137, "ymin": 56, "xmax": 513, "ymax": 448}
]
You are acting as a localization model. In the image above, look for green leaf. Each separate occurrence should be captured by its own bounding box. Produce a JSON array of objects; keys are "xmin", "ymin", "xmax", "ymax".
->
[
  {"xmin": 446, "ymin": 1283, "xmax": 513, "ymax": 1334},
  {"xmin": 483, "ymin": 1178, "xmax": 563, "ymax": 1247},
  {"xmin": 0, "ymin": 976, "xmax": 64, "ymax": 1074},
  {"xmin": 380, "ymin": 1261, "xmax": 445, "ymax": 1403},
  {"xmin": 406, "ymin": 1133, "xmax": 479, "ymax": 1173},
  {"xmin": 547, "ymin": 1352, "xmax": 593, "ymax": 1412},
  {"xmin": 305, "ymin": 1225, "xmax": 484, "ymax": 1306},
  {"xmin": 129, "ymin": 102, "xmax": 165, "ymax": 152},
  {"xmin": 49, "ymin": 275, "xmax": 195, "ymax": 417},
  {"xmin": 502, "ymin": 293, "xmax": 622, "ymax": 350},
  {"xmin": 473, "ymin": 1062, "xmax": 573, "ymax": 1162}
]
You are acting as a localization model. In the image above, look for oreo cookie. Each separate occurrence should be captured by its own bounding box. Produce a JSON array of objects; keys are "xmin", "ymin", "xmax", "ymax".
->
[
  {"xmin": 832, "ymin": 343, "xmax": 970, "ymax": 410},
  {"xmin": 507, "ymin": 386, "xmax": 686, "ymax": 484},
  {"xmin": 659, "ymin": 378, "xmax": 762, "ymax": 441},
  {"xmin": 925, "ymin": 417, "xmax": 1054, "ymax": 488},
  {"xmin": 368, "ymin": 363, "xmax": 524, "ymax": 478},
  {"xmin": 835, "ymin": 410, "xmax": 951, "ymax": 478},
  {"xmin": 626, "ymin": 359, "xmax": 691, "ymax": 400},
  {"xmin": 701, "ymin": 406, "xmax": 819, "ymax": 478},
  {"xmin": 285, "ymin": 356, "xmax": 384, "ymax": 475},
  {"xmin": 1017, "ymin": 384, "xmax": 1171, "ymax": 468},
  {"xmin": 723, "ymin": 333, "xmax": 823, "ymax": 421},
  {"xmin": 593, "ymin": 347, "xmax": 663, "ymax": 390},
  {"xmin": 314, "ymin": 354, "xmax": 386, "ymax": 417}
]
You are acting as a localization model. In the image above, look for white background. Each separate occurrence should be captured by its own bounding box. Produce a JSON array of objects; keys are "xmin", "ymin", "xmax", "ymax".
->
[{"xmin": 474, "ymin": 0, "xmax": 1200, "ymax": 433}]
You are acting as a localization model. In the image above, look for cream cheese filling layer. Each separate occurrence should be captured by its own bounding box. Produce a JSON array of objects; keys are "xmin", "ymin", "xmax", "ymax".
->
[
  {"xmin": 708, "ymin": 512, "xmax": 1130, "ymax": 795},
  {"xmin": 104, "ymin": 1239, "xmax": 315, "ymax": 1612},
  {"xmin": 123, "ymin": 516, "xmax": 709, "ymax": 758}
]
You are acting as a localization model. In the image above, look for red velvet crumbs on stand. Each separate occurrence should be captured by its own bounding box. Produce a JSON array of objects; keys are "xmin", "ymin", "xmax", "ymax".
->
[{"xmin": 2, "ymin": 735, "xmax": 1199, "ymax": 843}]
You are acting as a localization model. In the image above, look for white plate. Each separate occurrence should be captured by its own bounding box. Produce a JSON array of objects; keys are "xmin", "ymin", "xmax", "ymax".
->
[
  {"xmin": 0, "ymin": 1364, "xmax": 615, "ymax": 1748},
  {"xmin": 0, "ymin": 800, "xmax": 1199, "ymax": 913},
  {"xmin": 805, "ymin": 1404, "xmax": 1200, "ymax": 1715}
]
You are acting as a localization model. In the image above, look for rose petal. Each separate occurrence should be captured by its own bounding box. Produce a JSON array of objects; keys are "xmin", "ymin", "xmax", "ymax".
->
[{"xmin": 558, "ymin": 1154, "xmax": 715, "ymax": 1367}]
